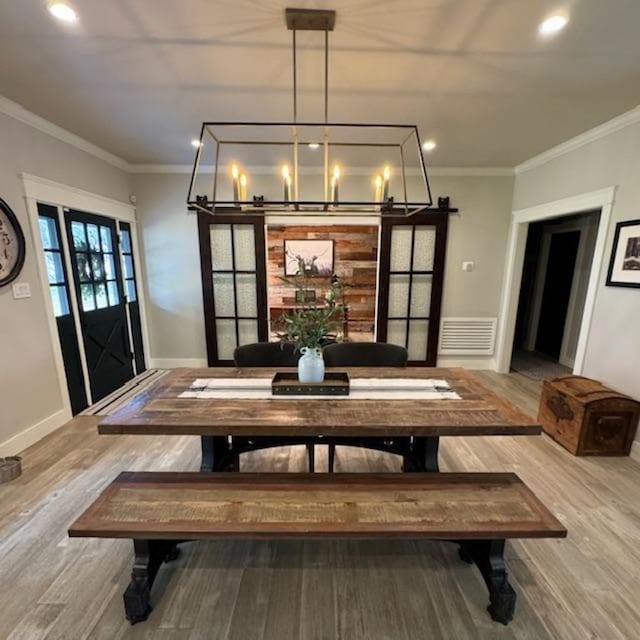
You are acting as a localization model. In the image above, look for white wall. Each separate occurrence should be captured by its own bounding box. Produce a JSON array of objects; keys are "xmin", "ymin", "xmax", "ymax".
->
[
  {"xmin": 132, "ymin": 171, "xmax": 514, "ymax": 365},
  {"xmin": 513, "ymin": 120, "xmax": 640, "ymax": 442},
  {"xmin": 0, "ymin": 110, "xmax": 130, "ymax": 453}
]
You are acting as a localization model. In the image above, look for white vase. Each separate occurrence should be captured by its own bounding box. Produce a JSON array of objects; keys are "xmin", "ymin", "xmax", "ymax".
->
[{"xmin": 298, "ymin": 347, "xmax": 325, "ymax": 383}]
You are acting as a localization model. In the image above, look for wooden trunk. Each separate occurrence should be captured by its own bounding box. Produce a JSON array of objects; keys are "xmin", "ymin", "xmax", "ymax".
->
[{"xmin": 539, "ymin": 375, "xmax": 639, "ymax": 456}]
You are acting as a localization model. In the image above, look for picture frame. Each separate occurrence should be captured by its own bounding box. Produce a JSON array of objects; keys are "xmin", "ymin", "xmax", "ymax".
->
[
  {"xmin": 606, "ymin": 219, "xmax": 640, "ymax": 289},
  {"xmin": 284, "ymin": 239, "xmax": 334, "ymax": 277}
]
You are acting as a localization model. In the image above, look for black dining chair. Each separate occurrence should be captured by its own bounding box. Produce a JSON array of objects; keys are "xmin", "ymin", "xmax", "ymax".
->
[
  {"xmin": 232, "ymin": 342, "xmax": 315, "ymax": 471},
  {"xmin": 322, "ymin": 342, "xmax": 409, "ymax": 472}
]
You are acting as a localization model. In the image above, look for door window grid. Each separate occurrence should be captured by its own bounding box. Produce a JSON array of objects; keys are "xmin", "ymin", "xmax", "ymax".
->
[
  {"xmin": 382, "ymin": 223, "xmax": 437, "ymax": 361},
  {"xmin": 119, "ymin": 226, "xmax": 138, "ymax": 303},
  {"xmin": 38, "ymin": 214, "xmax": 71, "ymax": 317},
  {"xmin": 210, "ymin": 223, "xmax": 259, "ymax": 358},
  {"xmin": 71, "ymin": 221, "xmax": 120, "ymax": 311}
]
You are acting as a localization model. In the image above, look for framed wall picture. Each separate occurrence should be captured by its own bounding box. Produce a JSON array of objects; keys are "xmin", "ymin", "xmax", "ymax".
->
[
  {"xmin": 606, "ymin": 219, "xmax": 640, "ymax": 288},
  {"xmin": 284, "ymin": 239, "xmax": 334, "ymax": 277}
]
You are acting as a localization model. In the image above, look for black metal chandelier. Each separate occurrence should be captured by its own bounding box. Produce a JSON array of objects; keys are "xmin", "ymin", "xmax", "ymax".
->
[{"xmin": 187, "ymin": 8, "xmax": 436, "ymax": 217}]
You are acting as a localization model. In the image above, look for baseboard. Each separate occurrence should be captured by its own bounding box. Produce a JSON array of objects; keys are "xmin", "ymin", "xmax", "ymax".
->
[
  {"xmin": 437, "ymin": 356, "xmax": 498, "ymax": 371},
  {"xmin": 631, "ymin": 440, "xmax": 640, "ymax": 464},
  {"xmin": 148, "ymin": 358, "xmax": 208, "ymax": 369},
  {"xmin": 0, "ymin": 408, "xmax": 71, "ymax": 457}
]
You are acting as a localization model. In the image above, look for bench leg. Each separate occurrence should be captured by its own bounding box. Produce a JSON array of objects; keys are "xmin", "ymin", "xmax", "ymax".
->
[
  {"xmin": 123, "ymin": 539, "xmax": 180, "ymax": 625},
  {"xmin": 458, "ymin": 539, "xmax": 517, "ymax": 625}
]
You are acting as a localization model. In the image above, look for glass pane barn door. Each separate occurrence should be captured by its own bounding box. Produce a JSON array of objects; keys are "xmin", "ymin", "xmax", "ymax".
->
[
  {"xmin": 198, "ymin": 213, "xmax": 268, "ymax": 364},
  {"xmin": 377, "ymin": 213, "xmax": 448, "ymax": 364}
]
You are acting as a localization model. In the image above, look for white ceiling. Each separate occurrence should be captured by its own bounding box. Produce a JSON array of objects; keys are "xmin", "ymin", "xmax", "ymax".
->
[{"xmin": 1, "ymin": 0, "xmax": 640, "ymax": 167}]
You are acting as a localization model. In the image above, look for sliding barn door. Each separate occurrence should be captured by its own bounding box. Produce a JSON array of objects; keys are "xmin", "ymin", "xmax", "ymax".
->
[
  {"xmin": 377, "ymin": 212, "xmax": 448, "ymax": 365},
  {"xmin": 198, "ymin": 213, "xmax": 268, "ymax": 365}
]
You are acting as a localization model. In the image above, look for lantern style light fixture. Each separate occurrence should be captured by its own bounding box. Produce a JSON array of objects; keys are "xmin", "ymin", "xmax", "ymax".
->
[{"xmin": 187, "ymin": 8, "xmax": 439, "ymax": 216}]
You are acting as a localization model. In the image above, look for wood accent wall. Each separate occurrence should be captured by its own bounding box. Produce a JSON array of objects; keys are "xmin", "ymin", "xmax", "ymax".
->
[{"xmin": 266, "ymin": 225, "xmax": 379, "ymax": 341}]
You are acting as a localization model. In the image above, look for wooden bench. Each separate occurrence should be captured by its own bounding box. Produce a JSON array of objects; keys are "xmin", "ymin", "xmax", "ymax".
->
[{"xmin": 68, "ymin": 472, "xmax": 566, "ymax": 626}]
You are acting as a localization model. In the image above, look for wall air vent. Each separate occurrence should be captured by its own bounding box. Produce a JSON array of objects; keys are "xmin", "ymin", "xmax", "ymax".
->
[{"xmin": 438, "ymin": 318, "xmax": 498, "ymax": 356}]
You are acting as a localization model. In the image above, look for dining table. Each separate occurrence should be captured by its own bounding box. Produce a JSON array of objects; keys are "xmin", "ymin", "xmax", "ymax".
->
[{"xmin": 98, "ymin": 367, "xmax": 541, "ymax": 472}]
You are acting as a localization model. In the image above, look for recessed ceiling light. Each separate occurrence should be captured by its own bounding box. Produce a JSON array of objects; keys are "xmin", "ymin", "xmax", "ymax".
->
[
  {"xmin": 538, "ymin": 14, "xmax": 569, "ymax": 37},
  {"xmin": 422, "ymin": 140, "xmax": 437, "ymax": 152},
  {"xmin": 308, "ymin": 142, "xmax": 320, "ymax": 150},
  {"xmin": 46, "ymin": 1, "xmax": 78, "ymax": 23},
  {"xmin": 191, "ymin": 139, "xmax": 202, "ymax": 148}
]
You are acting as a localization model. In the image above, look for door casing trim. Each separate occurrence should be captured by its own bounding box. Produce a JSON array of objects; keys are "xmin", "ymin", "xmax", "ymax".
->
[
  {"xmin": 21, "ymin": 173, "xmax": 150, "ymax": 412},
  {"xmin": 495, "ymin": 187, "xmax": 616, "ymax": 374}
]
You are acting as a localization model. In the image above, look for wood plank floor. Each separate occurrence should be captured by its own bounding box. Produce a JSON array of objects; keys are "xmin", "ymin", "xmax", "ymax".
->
[{"xmin": 1, "ymin": 371, "xmax": 639, "ymax": 639}]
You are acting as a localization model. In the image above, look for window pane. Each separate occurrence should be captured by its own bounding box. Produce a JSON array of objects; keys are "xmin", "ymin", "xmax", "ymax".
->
[
  {"xmin": 215, "ymin": 320, "xmax": 236, "ymax": 360},
  {"xmin": 390, "ymin": 227, "xmax": 412, "ymax": 271},
  {"xmin": 72, "ymin": 221, "xmax": 87, "ymax": 250},
  {"xmin": 236, "ymin": 273, "xmax": 257, "ymax": 317},
  {"xmin": 76, "ymin": 253, "xmax": 91, "ymax": 282},
  {"xmin": 213, "ymin": 273, "xmax": 235, "ymax": 316},
  {"xmin": 210, "ymin": 224, "xmax": 233, "ymax": 271},
  {"xmin": 407, "ymin": 320, "xmax": 429, "ymax": 361},
  {"xmin": 81, "ymin": 284, "xmax": 95, "ymax": 311},
  {"xmin": 120, "ymin": 229, "xmax": 132, "ymax": 254},
  {"xmin": 87, "ymin": 224, "xmax": 101, "ymax": 252},
  {"xmin": 107, "ymin": 281, "xmax": 120, "ymax": 306},
  {"xmin": 126, "ymin": 279, "xmax": 137, "ymax": 302},
  {"xmin": 100, "ymin": 226, "xmax": 113, "ymax": 252},
  {"xmin": 410, "ymin": 275, "xmax": 432, "ymax": 317},
  {"xmin": 233, "ymin": 225, "xmax": 256, "ymax": 271},
  {"xmin": 95, "ymin": 283, "xmax": 108, "ymax": 309},
  {"xmin": 386, "ymin": 320, "xmax": 406, "ymax": 349},
  {"xmin": 123, "ymin": 255, "xmax": 134, "ymax": 279},
  {"xmin": 413, "ymin": 227, "xmax": 436, "ymax": 271},
  {"xmin": 39, "ymin": 217, "xmax": 59, "ymax": 250},
  {"xmin": 104, "ymin": 253, "xmax": 115, "ymax": 279},
  {"xmin": 45, "ymin": 251, "xmax": 65, "ymax": 284},
  {"xmin": 238, "ymin": 319, "xmax": 258, "ymax": 346},
  {"xmin": 91, "ymin": 254, "xmax": 105, "ymax": 280},
  {"xmin": 388, "ymin": 274, "xmax": 409, "ymax": 318},
  {"xmin": 50, "ymin": 285, "xmax": 69, "ymax": 317}
]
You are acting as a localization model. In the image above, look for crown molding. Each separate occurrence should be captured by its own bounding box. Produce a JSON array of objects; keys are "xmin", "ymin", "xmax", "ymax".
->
[
  {"xmin": 129, "ymin": 163, "xmax": 514, "ymax": 177},
  {"xmin": 515, "ymin": 104, "xmax": 640, "ymax": 175},
  {"xmin": 0, "ymin": 94, "xmax": 130, "ymax": 172}
]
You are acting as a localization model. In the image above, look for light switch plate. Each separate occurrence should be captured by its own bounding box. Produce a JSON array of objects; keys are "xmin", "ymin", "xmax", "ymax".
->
[
  {"xmin": 12, "ymin": 282, "xmax": 31, "ymax": 299},
  {"xmin": 462, "ymin": 261, "xmax": 475, "ymax": 272}
]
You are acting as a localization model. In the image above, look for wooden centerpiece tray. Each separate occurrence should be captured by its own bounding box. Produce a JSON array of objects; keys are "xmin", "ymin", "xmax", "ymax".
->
[{"xmin": 271, "ymin": 372, "xmax": 350, "ymax": 396}]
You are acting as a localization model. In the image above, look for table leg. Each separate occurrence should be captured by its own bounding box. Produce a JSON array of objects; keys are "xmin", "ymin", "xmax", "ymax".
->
[
  {"xmin": 406, "ymin": 436, "xmax": 440, "ymax": 472},
  {"xmin": 200, "ymin": 436, "xmax": 229, "ymax": 472}
]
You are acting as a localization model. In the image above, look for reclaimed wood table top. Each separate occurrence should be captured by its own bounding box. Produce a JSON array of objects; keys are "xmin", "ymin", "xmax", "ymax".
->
[
  {"xmin": 98, "ymin": 367, "xmax": 541, "ymax": 438},
  {"xmin": 68, "ymin": 471, "xmax": 566, "ymax": 540}
]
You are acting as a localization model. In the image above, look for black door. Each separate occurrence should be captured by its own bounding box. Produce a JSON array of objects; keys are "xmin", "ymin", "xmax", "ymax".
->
[
  {"xmin": 535, "ymin": 230, "xmax": 580, "ymax": 360},
  {"xmin": 65, "ymin": 210, "xmax": 134, "ymax": 401},
  {"xmin": 377, "ymin": 212, "xmax": 448, "ymax": 365},
  {"xmin": 119, "ymin": 221, "xmax": 146, "ymax": 374},
  {"xmin": 37, "ymin": 203, "xmax": 88, "ymax": 414}
]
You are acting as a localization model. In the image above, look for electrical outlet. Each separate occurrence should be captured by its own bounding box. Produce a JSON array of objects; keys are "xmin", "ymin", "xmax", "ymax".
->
[
  {"xmin": 12, "ymin": 282, "xmax": 31, "ymax": 299},
  {"xmin": 462, "ymin": 261, "xmax": 475, "ymax": 272}
]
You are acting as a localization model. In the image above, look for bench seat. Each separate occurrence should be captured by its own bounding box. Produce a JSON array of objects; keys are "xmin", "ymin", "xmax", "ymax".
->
[{"xmin": 68, "ymin": 472, "xmax": 566, "ymax": 626}]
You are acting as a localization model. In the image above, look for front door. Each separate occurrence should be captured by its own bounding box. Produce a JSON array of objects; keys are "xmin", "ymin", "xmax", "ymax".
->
[{"xmin": 65, "ymin": 210, "xmax": 134, "ymax": 401}]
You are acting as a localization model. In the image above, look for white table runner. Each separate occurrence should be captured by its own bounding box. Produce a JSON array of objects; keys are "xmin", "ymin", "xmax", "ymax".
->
[{"xmin": 179, "ymin": 378, "xmax": 461, "ymax": 400}]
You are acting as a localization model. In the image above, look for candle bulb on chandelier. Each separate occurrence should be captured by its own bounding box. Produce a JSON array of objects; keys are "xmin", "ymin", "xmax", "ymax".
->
[
  {"xmin": 331, "ymin": 165, "xmax": 340, "ymax": 205},
  {"xmin": 282, "ymin": 165, "xmax": 291, "ymax": 204},
  {"xmin": 231, "ymin": 164, "xmax": 240, "ymax": 204},
  {"xmin": 240, "ymin": 174, "xmax": 247, "ymax": 203},
  {"xmin": 374, "ymin": 175, "xmax": 383, "ymax": 203},
  {"xmin": 382, "ymin": 165, "xmax": 391, "ymax": 202}
]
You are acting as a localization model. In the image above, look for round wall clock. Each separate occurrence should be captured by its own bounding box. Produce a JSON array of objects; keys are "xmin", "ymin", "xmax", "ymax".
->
[{"xmin": 0, "ymin": 198, "xmax": 27, "ymax": 287}]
